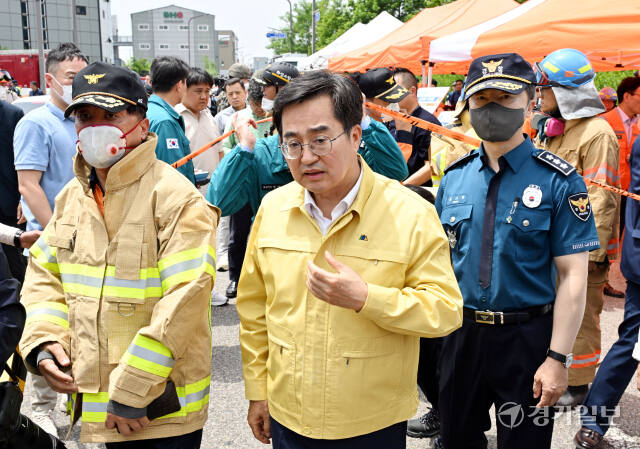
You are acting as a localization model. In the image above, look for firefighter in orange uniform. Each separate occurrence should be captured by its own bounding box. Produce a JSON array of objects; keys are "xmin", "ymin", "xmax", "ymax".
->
[{"xmin": 535, "ymin": 49, "xmax": 620, "ymax": 407}]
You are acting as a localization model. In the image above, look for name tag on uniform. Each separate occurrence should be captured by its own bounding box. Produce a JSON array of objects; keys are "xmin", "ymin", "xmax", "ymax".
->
[{"xmin": 262, "ymin": 184, "xmax": 282, "ymax": 192}]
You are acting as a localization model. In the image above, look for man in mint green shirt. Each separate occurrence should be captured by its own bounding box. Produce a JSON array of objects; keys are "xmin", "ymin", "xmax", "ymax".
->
[
  {"xmin": 222, "ymin": 80, "xmax": 271, "ymax": 153},
  {"xmin": 147, "ymin": 56, "xmax": 195, "ymax": 185}
]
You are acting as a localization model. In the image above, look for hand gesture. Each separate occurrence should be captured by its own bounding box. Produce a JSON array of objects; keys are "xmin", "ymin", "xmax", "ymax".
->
[
  {"xmin": 306, "ymin": 251, "xmax": 368, "ymax": 311},
  {"xmin": 247, "ymin": 400, "xmax": 271, "ymax": 444},
  {"xmin": 38, "ymin": 342, "xmax": 77, "ymax": 394},
  {"xmin": 233, "ymin": 113, "xmax": 257, "ymax": 150},
  {"xmin": 533, "ymin": 357, "xmax": 568, "ymax": 407},
  {"xmin": 105, "ymin": 413, "xmax": 150, "ymax": 436}
]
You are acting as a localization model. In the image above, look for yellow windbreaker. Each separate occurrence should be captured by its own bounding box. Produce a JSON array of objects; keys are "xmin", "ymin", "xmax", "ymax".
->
[
  {"xmin": 19, "ymin": 135, "xmax": 219, "ymax": 443},
  {"xmin": 536, "ymin": 117, "xmax": 620, "ymax": 261},
  {"xmin": 237, "ymin": 159, "xmax": 463, "ymax": 439}
]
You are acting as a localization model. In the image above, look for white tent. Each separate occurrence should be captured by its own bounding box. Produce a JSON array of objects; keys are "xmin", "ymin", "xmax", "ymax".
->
[{"xmin": 299, "ymin": 11, "xmax": 403, "ymax": 71}]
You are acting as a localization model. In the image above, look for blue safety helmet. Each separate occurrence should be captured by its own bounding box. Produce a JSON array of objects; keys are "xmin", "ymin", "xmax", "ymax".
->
[{"xmin": 535, "ymin": 49, "xmax": 595, "ymax": 88}]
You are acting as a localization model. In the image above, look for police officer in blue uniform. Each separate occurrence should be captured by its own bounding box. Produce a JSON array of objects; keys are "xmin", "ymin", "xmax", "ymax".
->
[
  {"xmin": 575, "ymin": 137, "xmax": 640, "ymax": 449},
  {"xmin": 434, "ymin": 53, "xmax": 600, "ymax": 449}
]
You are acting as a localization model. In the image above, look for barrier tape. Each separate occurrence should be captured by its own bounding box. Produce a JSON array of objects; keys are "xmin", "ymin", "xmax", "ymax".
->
[
  {"xmin": 367, "ymin": 101, "xmax": 639, "ymax": 202},
  {"xmin": 172, "ymin": 117, "xmax": 273, "ymax": 169},
  {"xmin": 171, "ymin": 102, "xmax": 638, "ymax": 202},
  {"xmin": 584, "ymin": 178, "xmax": 640, "ymax": 201},
  {"xmin": 365, "ymin": 101, "xmax": 481, "ymax": 146}
]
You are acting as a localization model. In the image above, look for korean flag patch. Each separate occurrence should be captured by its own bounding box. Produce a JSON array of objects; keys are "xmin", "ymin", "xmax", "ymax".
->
[
  {"xmin": 568, "ymin": 193, "xmax": 592, "ymax": 222},
  {"xmin": 166, "ymin": 138, "xmax": 179, "ymax": 149}
]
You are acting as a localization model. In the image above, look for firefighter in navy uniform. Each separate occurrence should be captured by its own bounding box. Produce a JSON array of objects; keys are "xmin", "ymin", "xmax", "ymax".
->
[{"xmin": 434, "ymin": 53, "xmax": 599, "ymax": 449}]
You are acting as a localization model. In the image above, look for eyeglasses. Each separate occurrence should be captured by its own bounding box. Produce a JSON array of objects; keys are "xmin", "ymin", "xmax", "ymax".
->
[{"xmin": 279, "ymin": 130, "xmax": 347, "ymax": 160}]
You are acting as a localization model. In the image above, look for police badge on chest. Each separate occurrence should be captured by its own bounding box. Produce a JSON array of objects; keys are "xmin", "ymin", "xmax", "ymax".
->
[{"xmin": 447, "ymin": 228, "xmax": 458, "ymax": 249}]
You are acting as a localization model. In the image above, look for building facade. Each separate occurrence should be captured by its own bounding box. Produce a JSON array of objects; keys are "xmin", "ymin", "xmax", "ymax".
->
[
  {"xmin": 216, "ymin": 30, "xmax": 237, "ymax": 75},
  {"xmin": 0, "ymin": 0, "xmax": 113, "ymax": 64},
  {"xmin": 252, "ymin": 56, "xmax": 268, "ymax": 71},
  {"xmin": 131, "ymin": 5, "xmax": 218, "ymax": 70}
]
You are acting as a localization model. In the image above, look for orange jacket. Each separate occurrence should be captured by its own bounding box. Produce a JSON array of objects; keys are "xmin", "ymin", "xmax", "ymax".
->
[{"xmin": 601, "ymin": 108, "xmax": 640, "ymax": 190}]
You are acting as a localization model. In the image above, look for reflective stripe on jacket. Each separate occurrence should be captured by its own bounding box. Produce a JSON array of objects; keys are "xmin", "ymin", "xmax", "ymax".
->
[
  {"xmin": 536, "ymin": 117, "xmax": 620, "ymax": 261},
  {"xmin": 19, "ymin": 134, "xmax": 219, "ymax": 443}
]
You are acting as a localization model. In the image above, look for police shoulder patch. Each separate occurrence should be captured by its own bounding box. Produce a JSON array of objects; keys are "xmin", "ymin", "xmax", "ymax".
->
[
  {"xmin": 568, "ymin": 193, "xmax": 592, "ymax": 222},
  {"xmin": 534, "ymin": 150, "xmax": 575, "ymax": 176},
  {"xmin": 444, "ymin": 150, "xmax": 479, "ymax": 174}
]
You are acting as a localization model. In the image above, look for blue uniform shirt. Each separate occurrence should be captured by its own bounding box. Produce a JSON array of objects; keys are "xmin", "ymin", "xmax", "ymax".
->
[
  {"xmin": 13, "ymin": 102, "xmax": 77, "ymax": 231},
  {"xmin": 147, "ymin": 94, "xmax": 195, "ymax": 185},
  {"xmin": 435, "ymin": 136, "xmax": 600, "ymax": 311}
]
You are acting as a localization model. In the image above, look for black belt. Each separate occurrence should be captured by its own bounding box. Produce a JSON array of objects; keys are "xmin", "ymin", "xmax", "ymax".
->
[{"xmin": 463, "ymin": 303, "xmax": 553, "ymax": 325}]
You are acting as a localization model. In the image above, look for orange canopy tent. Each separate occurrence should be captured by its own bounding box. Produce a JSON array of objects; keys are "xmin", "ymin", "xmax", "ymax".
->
[
  {"xmin": 328, "ymin": 0, "xmax": 519, "ymax": 75},
  {"xmin": 429, "ymin": 0, "xmax": 640, "ymax": 73}
]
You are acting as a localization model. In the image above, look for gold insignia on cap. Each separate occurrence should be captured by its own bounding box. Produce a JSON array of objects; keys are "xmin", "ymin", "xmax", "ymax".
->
[
  {"xmin": 386, "ymin": 89, "xmax": 408, "ymax": 100},
  {"xmin": 385, "ymin": 76, "xmax": 395, "ymax": 85},
  {"xmin": 84, "ymin": 74, "xmax": 105, "ymax": 85},
  {"xmin": 481, "ymin": 59, "xmax": 503, "ymax": 74}
]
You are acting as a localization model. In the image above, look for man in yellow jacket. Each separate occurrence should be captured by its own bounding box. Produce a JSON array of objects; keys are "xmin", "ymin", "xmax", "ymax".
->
[
  {"xmin": 19, "ymin": 62, "xmax": 219, "ymax": 447},
  {"xmin": 236, "ymin": 70, "xmax": 463, "ymax": 448},
  {"xmin": 535, "ymin": 49, "xmax": 620, "ymax": 407}
]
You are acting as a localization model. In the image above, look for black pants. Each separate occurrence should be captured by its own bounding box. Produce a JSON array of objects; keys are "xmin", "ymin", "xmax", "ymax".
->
[
  {"xmin": 270, "ymin": 418, "xmax": 407, "ymax": 449},
  {"xmin": 228, "ymin": 203, "xmax": 253, "ymax": 283},
  {"xmin": 417, "ymin": 337, "xmax": 442, "ymax": 408},
  {"xmin": 1, "ymin": 244, "xmax": 25, "ymax": 284},
  {"xmin": 105, "ymin": 429, "xmax": 202, "ymax": 449},
  {"xmin": 439, "ymin": 312, "xmax": 554, "ymax": 449}
]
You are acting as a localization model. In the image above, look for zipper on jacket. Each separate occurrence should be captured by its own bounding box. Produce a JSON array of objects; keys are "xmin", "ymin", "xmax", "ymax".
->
[{"xmin": 346, "ymin": 357, "xmax": 350, "ymax": 366}]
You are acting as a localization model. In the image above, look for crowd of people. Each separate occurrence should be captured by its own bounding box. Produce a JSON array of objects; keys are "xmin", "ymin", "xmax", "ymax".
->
[{"xmin": 1, "ymin": 39, "xmax": 639, "ymax": 449}]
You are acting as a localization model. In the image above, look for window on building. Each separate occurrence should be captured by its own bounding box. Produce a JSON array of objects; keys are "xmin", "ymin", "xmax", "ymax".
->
[
  {"xmin": 137, "ymin": 23, "xmax": 150, "ymax": 31},
  {"xmin": 179, "ymin": 25, "xmax": 189, "ymax": 31},
  {"xmin": 159, "ymin": 44, "xmax": 170, "ymax": 50},
  {"xmin": 198, "ymin": 44, "xmax": 209, "ymax": 51},
  {"xmin": 158, "ymin": 25, "xmax": 169, "ymax": 31},
  {"xmin": 139, "ymin": 43, "xmax": 150, "ymax": 50},
  {"xmin": 76, "ymin": 5, "xmax": 86, "ymax": 15},
  {"xmin": 179, "ymin": 44, "xmax": 189, "ymax": 50},
  {"xmin": 197, "ymin": 24, "xmax": 209, "ymax": 32}
]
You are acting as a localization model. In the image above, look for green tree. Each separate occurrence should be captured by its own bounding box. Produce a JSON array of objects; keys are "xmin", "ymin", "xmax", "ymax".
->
[
  {"xmin": 203, "ymin": 56, "xmax": 218, "ymax": 77},
  {"xmin": 269, "ymin": 0, "xmax": 324, "ymax": 55},
  {"xmin": 127, "ymin": 57, "xmax": 150, "ymax": 76}
]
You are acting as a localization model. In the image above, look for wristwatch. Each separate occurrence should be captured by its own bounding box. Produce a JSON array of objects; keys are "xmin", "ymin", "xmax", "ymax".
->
[
  {"xmin": 14, "ymin": 230, "xmax": 23, "ymax": 249},
  {"xmin": 547, "ymin": 348, "xmax": 573, "ymax": 368}
]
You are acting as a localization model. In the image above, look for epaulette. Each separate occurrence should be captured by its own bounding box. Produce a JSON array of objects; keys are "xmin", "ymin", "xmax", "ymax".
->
[
  {"xmin": 534, "ymin": 150, "xmax": 576, "ymax": 176},
  {"xmin": 444, "ymin": 150, "xmax": 479, "ymax": 174}
]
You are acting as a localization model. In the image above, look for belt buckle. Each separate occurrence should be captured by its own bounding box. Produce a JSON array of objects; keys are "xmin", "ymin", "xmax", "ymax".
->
[
  {"xmin": 475, "ymin": 310, "xmax": 504, "ymax": 325},
  {"xmin": 117, "ymin": 303, "xmax": 136, "ymax": 317}
]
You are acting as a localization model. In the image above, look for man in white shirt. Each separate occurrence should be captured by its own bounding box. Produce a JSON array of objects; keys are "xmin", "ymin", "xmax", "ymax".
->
[
  {"xmin": 177, "ymin": 68, "xmax": 229, "ymax": 305},
  {"xmin": 177, "ymin": 68, "xmax": 224, "ymax": 191}
]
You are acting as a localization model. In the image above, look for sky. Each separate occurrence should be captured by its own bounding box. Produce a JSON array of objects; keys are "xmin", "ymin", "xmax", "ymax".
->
[{"xmin": 111, "ymin": 0, "xmax": 292, "ymax": 63}]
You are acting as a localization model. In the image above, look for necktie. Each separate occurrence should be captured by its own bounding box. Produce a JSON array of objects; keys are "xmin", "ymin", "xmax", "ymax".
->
[{"xmin": 478, "ymin": 158, "xmax": 507, "ymax": 289}]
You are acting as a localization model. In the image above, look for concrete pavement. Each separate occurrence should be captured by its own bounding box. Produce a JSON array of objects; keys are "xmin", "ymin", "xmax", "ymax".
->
[{"xmin": 20, "ymin": 262, "xmax": 640, "ymax": 448}]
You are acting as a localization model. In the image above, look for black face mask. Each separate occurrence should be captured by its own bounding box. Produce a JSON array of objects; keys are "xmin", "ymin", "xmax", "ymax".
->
[{"xmin": 469, "ymin": 102, "xmax": 525, "ymax": 142}]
